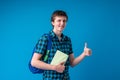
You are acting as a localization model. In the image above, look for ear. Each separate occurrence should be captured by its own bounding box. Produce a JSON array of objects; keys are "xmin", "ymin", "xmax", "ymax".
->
[{"xmin": 51, "ymin": 21, "xmax": 54, "ymax": 26}]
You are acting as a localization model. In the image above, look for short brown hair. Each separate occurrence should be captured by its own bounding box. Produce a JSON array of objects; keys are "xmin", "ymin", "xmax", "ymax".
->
[{"xmin": 51, "ymin": 10, "xmax": 68, "ymax": 22}]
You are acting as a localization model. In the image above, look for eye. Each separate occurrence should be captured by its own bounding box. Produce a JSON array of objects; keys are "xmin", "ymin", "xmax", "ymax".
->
[{"xmin": 63, "ymin": 20, "xmax": 66, "ymax": 22}]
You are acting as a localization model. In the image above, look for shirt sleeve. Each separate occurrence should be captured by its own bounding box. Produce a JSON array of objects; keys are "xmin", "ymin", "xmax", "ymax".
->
[
  {"xmin": 34, "ymin": 34, "xmax": 48, "ymax": 55},
  {"xmin": 68, "ymin": 37, "xmax": 73, "ymax": 54}
]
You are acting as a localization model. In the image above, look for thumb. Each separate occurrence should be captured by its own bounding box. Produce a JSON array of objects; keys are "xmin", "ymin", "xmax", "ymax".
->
[
  {"xmin": 84, "ymin": 42, "xmax": 87, "ymax": 48},
  {"xmin": 60, "ymin": 62, "xmax": 65, "ymax": 65}
]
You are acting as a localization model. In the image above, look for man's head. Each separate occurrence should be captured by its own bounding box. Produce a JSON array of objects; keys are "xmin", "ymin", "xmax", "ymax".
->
[
  {"xmin": 51, "ymin": 10, "xmax": 68, "ymax": 22},
  {"xmin": 51, "ymin": 10, "xmax": 68, "ymax": 32}
]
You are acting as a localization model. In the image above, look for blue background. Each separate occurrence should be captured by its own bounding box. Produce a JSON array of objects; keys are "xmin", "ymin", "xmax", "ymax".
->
[{"xmin": 0, "ymin": 0, "xmax": 120, "ymax": 80}]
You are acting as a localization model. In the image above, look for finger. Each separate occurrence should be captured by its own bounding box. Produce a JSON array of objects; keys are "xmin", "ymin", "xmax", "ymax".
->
[{"xmin": 84, "ymin": 42, "xmax": 87, "ymax": 48}]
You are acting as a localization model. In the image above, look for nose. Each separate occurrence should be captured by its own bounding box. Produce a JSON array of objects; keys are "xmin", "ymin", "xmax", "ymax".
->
[{"xmin": 61, "ymin": 21, "xmax": 64, "ymax": 25}]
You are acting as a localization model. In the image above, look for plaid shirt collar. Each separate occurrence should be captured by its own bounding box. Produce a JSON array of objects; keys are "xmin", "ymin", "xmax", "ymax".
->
[{"xmin": 49, "ymin": 30, "xmax": 67, "ymax": 41}]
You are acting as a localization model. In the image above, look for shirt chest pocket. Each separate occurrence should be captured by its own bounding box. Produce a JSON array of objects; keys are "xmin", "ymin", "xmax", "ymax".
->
[
  {"xmin": 60, "ymin": 42, "xmax": 70, "ymax": 54},
  {"xmin": 52, "ymin": 41, "xmax": 71, "ymax": 55}
]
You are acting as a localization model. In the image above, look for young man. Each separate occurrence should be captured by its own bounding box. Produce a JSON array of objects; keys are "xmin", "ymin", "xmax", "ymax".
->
[{"xmin": 31, "ymin": 10, "xmax": 92, "ymax": 80}]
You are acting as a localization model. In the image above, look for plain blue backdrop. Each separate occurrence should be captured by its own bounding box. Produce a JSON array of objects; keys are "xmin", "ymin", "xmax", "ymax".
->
[{"xmin": 0, "ymin": 0, "xmax": 120, "ymax": 80}]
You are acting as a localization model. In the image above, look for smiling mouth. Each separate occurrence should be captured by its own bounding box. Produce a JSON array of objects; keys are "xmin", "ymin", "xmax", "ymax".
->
[
  {"xmin": 59, "ymin": 27, "xmax": 64, "ymax": 29},
  {"xmin": 59, "ymin": 26, "xmax": 64, "ymax": 28}
]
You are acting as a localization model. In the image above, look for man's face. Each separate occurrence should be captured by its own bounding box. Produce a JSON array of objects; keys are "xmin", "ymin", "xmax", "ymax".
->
[{"xmin": 52, "ymin": 16, "xmax": 67, "ymax": 32}]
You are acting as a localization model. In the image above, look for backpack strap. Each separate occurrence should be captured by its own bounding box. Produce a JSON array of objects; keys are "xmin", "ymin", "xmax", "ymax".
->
[{"xmin": 43, "ymin": 34, "xmax": 52, "ymax": 61}]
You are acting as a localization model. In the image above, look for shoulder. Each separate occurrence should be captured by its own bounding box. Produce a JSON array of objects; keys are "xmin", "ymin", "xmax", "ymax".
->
[{"xmin": 38, "ymin": 33, "xmax": 49, "ymax": 42}]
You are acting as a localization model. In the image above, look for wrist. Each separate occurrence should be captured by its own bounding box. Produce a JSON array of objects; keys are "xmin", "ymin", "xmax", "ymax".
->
[
  {"xmin": 51, "ymin": 65, "xmax": 56, "ymax": 71},
  {"xmin": 81, "ymin": 52, "xmax": 86, "ymax": 57}
]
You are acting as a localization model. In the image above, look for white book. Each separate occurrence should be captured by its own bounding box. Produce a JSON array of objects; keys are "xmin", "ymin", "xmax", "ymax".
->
[{"xmin": 50, "ymin": 50, "xmax": 68, "ymax": 65}]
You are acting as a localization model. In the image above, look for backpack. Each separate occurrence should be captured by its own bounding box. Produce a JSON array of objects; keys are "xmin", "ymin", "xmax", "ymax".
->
[{"xmin": 28, "ymin": 34, "xmax": 52, "ymax": 74}]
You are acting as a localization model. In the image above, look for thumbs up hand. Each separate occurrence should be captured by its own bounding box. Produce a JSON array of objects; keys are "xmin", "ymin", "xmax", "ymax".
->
[{"xmin": 83, "ymin": 42, "xmax": 92, "ymax": 56}]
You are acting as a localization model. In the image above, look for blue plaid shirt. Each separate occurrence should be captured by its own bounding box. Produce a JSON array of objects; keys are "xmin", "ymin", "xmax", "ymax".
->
[{"xmin": 34, "ymin": 30, "xmax": 73, "ymax": 80}]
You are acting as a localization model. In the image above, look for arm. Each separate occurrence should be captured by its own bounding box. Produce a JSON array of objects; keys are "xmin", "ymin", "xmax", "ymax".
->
[
  {"xmin": 31, "ymin": 53, "xmax": 65, "ymax": 73},
  {"xmin": 70, "ymin": 43, "xmax": 92, "ymax": 67},
  {"xmin": 31, "ymin": 53, "xmax": 55, "ymax": 70},
  {"xmin": 69, "ymin": 53, "xmax": 86, "ymax": 67}
]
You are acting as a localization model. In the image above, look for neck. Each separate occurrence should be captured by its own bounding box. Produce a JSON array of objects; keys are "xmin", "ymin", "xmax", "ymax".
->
[{"xmin": 53, "ymin": 29, "xmax": 62, "ymax": 37}]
